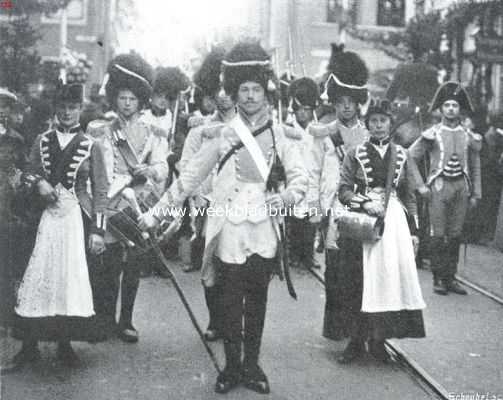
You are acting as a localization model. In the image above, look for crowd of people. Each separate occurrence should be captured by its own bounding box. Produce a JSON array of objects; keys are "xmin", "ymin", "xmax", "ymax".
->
[{"xmin": 1, "ymin": 38, "xmax": 502, "ymax": 395}]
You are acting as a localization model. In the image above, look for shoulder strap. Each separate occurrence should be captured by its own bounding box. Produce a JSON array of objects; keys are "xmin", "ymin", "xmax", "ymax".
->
[
  {"xmin": 383, "ymin": 143, "xmax": 398, "ymax": 212},
  {"xmin": 217, "ymin": 120, "xmax": 272, "ymax": 174}
]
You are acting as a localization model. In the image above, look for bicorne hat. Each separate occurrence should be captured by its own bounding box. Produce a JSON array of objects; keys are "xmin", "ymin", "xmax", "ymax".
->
[{"xmin": 429, "ymin": 81, "xmax": 474, "ymax": 113}]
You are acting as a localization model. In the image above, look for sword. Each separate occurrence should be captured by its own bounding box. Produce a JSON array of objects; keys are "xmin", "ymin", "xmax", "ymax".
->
[{"xmin": 278, "ymin": 217, "xmax": 297, "ymax": 300}]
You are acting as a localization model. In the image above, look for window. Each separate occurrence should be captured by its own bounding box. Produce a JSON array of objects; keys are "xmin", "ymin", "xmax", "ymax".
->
[
  {"xmin": 41, "ymin": 0, "xmax": 87, "ymax": 26},
  {"xmin": 377, "ymin": 0, "xmax": 405, "ymax": 27},
  {"xmin": 327, "ymin": 0, "xmax": 343, "ymax": 23}
]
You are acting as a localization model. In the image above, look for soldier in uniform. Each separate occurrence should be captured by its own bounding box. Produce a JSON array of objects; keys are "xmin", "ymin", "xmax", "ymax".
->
[
  {"xmin": 0, "ymin": 88, "xmax": 26, "ymax": 332},
  {"xmin": 178, "ymin": 47, "xmax": 235, "ymax": 342},
  {"xmin": 139, "ymin": 41, "xmax": 307, "ymax": 394},
  {"xmin": 87, "ymin": 54, "xmax": 169, "ymax": 342},
  {"xmin": 3, "ymin": 83, "xmax": 108, "ymax": 372},
  {"xmin": 283, "ymin": 77, "xmax": 321, "ymax": 270},
  {"xmin": 409, "ymin": 82, "xmax": 482, "ymax": 295},
  {"xmin": 307, "ymin": 45, "xmax": 369, "ymax": 340},
  {"xmin": 139, "ymin": 67, "xmax": 174, "ymax": 140}
]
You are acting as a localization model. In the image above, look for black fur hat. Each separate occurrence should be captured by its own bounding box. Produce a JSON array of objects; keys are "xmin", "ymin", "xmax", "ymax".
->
[
  {"xmin": 429, "ymin": 81, "xmax": 474, "ymax": 113},
  {"xmin": 105, "ymin": 53, "xmax": 153, "ymax": 107},
  {"xmin": 222, "ymin": 41, "xmax": 275, "ymax": 98},
  {"xmin": 153, "ymin": 66, "xmax": 191, "ymax": 100},
  {"xmin": 386, "ymin": 63, "xmax": 439, "ymax": 108},
  {"xmin": 323, "ymin": 43, "xmax": 368, "ymax": 105},
  {"xmin": 194, "ymin": 47, "xmax": 226, "ymax": 97},
  {"xmin": 288, "ymin": 77, "xmax": 319, "ymax": 110}
]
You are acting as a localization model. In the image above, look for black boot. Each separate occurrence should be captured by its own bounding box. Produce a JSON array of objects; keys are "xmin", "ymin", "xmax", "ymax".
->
[
  {"xmin": 433, "ymin": 274, "xmax": 448, "ymax": 295},
  {"xmin": 1, "ymin": 340, "xmax": 40, "ymax": 374},
  {"xmin": 445, "ymin": 238, "xmax": 467, "ymax": 295},
  {"xmin": 337, "ymin": 339, "xmax": 365, "ymax": 364},
  {"xmin": 445, "ymin": 279, "xmax": 467, "ymax": 295},
  {"xmin": 368, "ymin": 339, "xmax": 391, "ymax": 363},
  {"xmin": 242, "ymin": 364, "xmax": 270, "ymax": 394},
  {"xmin": 242, "ymin": 337, "xmax": 269, "ymax": 394},
  {"xmin": 430, "ymin": 237, "xmax": 448, "ymax": 295},
  {"xmin": 215, "ymin": 341, "xmax": 242, "ymax": 394},
  {"xmin": 57, "ymin": 341, "xmax": 79, "ymax": 367}
]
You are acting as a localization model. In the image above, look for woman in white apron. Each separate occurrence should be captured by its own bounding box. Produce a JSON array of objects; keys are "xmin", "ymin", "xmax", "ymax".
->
[
  {"xmin": 3, "ymin": 84, "xmax": 108, "ymax": 373},
  {"xmin": 334, "ymin": 98, "xmax": 426, "ymax": 364}
]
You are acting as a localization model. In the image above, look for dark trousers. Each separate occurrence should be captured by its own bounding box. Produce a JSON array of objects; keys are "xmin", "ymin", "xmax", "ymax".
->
[
  {"xmin": 204, "ymin": 284, "xmax": 223, "ymax": 332},
  {"xmin": 287, "ymin": 216, "xmax": 316, "ymax": 266},
  {"xmin": 219, "ymin": 255, "xmax": 273, "ymax": 371},
  {"xmin": 89, "ymin": 243, "xmax": 140, "ymax": 332}
]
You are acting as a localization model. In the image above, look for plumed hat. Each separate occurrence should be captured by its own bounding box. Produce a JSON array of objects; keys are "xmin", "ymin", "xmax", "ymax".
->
[
  {"xmin": 194, "ymin": 47, "xmax": 226, "ymax": 97},
  {"xmin": 104, "ymin": 53, "xmax": 153, "ymax": 107},
  {"xmin": 364, "ymin": 98, "xmax": 393, "ymax": 128},
  {"xmin": 153, "ymin": 66, "xmax": 191, "ymax": 100},
  {"xmin": 386, "ymin": 63, "xmax": 439, "ymax": 108},
  {"xmin": 322, "ymin": 43, "xmax": 368, "ymax": 105},
  {"xmin": 429, "ymin": 81, "xmax": 474, "ymax": 113},
  {"xmin": 54, "ymin": 82, "xmax": 84, "ymax": 105},
  {"xmin": 222, "ymin": 41, "xmax": 275, "ymax": 97},
  {"xmin": 288, "ymin": 77, "xmax": 320, "ymax": 110},
  {"xmin": 0, "ymin": 87, "xmax": 18, "ymax": 104}
]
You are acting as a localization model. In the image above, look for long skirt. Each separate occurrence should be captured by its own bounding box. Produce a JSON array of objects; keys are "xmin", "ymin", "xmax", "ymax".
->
[
  {"xmin": 323, "ymin": 196, "xmax": 426, "ymax": 341},
  {"xmin": 14, "ymin": 186, "xmax": 101, "ymax": 342}
]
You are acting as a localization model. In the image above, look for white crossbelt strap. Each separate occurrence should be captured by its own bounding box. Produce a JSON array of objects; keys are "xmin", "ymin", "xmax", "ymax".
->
[{"xmin": 229, "ymin": 115, "xmax": 271, "ymax": 182}]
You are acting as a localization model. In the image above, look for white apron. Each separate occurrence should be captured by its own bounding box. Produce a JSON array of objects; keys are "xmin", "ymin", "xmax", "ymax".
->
[
  {"xmin": 361, "ymin": 193, "xmax": 426, "ymax": 313},
  {"xmin": 16, "ymin": 184, "xmax": 94, "ymax": 317}
]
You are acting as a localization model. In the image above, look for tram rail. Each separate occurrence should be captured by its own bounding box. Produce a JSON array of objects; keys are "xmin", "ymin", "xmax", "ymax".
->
[{"xmin": 305, "ymin": 265, "xmax": 451, "ymax": 400}]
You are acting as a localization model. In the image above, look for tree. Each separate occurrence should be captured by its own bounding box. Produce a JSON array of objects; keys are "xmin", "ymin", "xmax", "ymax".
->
[
  {"xmin": 4, "ymin": 0, "xmax": 72, "ymax": 15},
  {"xmin": 0, "ymin": 17, "xmax": 41, "ymax": 92},
  {"xmin": 0, "ymin": 0, "xmax": 72, "ymax": 93}
]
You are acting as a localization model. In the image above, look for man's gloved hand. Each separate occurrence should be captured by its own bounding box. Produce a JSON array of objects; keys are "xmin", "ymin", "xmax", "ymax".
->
[{"xmin": 138, "ymin": 212, "xmax": 160, "ymax": 231}]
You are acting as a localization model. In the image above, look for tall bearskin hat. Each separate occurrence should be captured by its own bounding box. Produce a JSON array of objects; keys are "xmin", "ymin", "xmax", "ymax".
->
[
  {"xmin": 194, "ymin": 47, "xmax": 226, "ymax": 98},
  {"xmin": 386, "ymin": 63, "xmax": 439, "ymax": 109},
  {"xmin": 222, "ymin": 41, "xmax": 276, "ymax": 98},
  {"xmin": 288, "ymin": 77, "xmax": 320, "ymax": 110},
  {"xmin": 53, "ymin": 82, "xmax": 84, "ymax": 105},
  {"xmin": 104, "ymin": 53, "xmax": 153, "ymax": 107},
  {"xmin": 322, "ymin": 43, "xmax": 368, "ymax": 105},
  {"xmin": 0, "ymin": 87, "xmax": 18, "ymax": 104},
  {"xmin": 429, "ymin": 81, "xmax": 474, "ymax": 114},
  {"xmin": 153, "ymin": 66, "xmax": 191, "ymax": 101}
]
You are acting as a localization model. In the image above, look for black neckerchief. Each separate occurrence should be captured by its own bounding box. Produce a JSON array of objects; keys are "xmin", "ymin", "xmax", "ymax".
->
[
  {"xmin": 55, "ymin": 123, "xmax": 81, "ymax": 134},
  {"xmin": 369, "ymin": 135, "xmax": 390, "ymax": 147}
]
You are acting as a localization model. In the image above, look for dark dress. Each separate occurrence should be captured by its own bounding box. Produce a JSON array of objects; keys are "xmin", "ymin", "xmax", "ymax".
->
[
  {"xmin": 323, "ymin": 140, "xmax": 425, "ymax": 341},
  {"xmin": 13, "ymin": 127, "xmax": 109, "ymax": 343}
]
